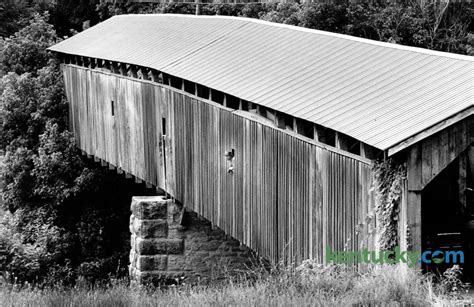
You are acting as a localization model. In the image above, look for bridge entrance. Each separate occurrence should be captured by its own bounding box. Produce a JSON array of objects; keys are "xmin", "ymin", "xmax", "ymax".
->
[{"xmin": 422, "ymin": 146, "xmax": 474, "ymax": 282}]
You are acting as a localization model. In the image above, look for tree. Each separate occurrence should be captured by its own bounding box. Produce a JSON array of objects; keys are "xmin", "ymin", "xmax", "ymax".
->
[
  {"xmin": 0, "ymin": 1, "xmax": 28, "ymax": 38},
  {"xmin": 0, "ymin": 14, "xmax": 98, "ymax": 285},
  {"xmin": 49, "ymin": 0, "xmax": 101, "ymax": 37},
  {"xmin": 0, "ymin": 61, "xmax": 67, "ymax": 153},
  {"xmin": 0, "ymin": 13, "xmax": 59, "ymax": 76},
  {"xmin": 0, "ymin": 14, "xmax": 157, "ymax": 285},
  {"xmin": 420, "ymin": 1, "xmax": 474, "ymax": 54}
]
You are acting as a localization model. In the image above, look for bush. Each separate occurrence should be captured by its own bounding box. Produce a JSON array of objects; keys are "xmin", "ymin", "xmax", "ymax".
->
[{"xmin": 0, "ymin": 208, "xmax": 72, "ymax": 284}]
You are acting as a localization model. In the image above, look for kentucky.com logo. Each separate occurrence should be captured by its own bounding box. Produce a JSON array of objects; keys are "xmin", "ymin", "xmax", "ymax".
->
[{"xmin": 326, "ymin": 246, "xmax": 464, "ymax": 268}]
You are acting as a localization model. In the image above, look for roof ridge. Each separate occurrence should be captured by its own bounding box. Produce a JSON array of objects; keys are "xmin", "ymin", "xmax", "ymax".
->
[{"xmin": 112, "ymin": 14, "xmax": 474, "ymax": 63}]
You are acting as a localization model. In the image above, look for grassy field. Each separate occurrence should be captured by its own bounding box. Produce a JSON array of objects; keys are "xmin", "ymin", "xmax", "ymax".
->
[{"xmin": 1, "ymin": 263, "xmax": 472, "ymax": 306}]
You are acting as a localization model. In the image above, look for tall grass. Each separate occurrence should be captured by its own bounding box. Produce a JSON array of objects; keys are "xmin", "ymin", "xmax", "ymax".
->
[{"xmin": 1, "ymin": 262, "xmax": 472, "ymax": 306}]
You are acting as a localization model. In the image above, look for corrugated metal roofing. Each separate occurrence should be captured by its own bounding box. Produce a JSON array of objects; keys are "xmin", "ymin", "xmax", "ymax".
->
[{"xmin": 48, "ymin": 14, "xmax": 474, "ymax": 151}]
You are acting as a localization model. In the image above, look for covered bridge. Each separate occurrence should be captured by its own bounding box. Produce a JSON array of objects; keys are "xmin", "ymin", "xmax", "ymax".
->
[{"xmin": 49, "ymin": 15, "xmax": 473, "ymax": 278}]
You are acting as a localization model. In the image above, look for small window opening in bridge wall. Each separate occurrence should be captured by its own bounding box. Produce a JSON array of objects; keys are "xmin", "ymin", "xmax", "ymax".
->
[
  {"xmin": 275, "ymin": 111, "xmax": 286, "ymax": 129},
  {"xmin": 255, "ymin": 106, "xmax": 276, "ymax": 122},
  {"xmin": 111, "ymin": 62, "xmax": 120, "ymax": 74},
  {"xmin": 137, "ymin": 67, "xmax": 149, "ymax": 80},
  {"xmin": 295, "ymin": 119, "xmax": 314, "ymax": 139},
  {"xmin": 248, "ymin": 102, "xmax": 257, "ymax": 113},
  {"xmin": 211, "ymin": 90, "xmax": 224, "ymax": 104},
  {"xmin": 111, "ymin": 100, "xmax": 115, "ymax": 116},
  {"xmin": 263, "ymin": 107, "xmax": 276, "ymax": 122},
  {"xmin": 345, "ymin": 135, "xmax": 361, "ymax": 155},
  {"xmin": 226, "ymin": 95, "xmax": 240, "ymax": 110},
  {"xmin": 162, "ymin": 117, "xmax": 166, "ymax": 135},
  {"xmin": 89, "ymin": 58, "xmax": 96, "ymax": 69},
  {"xmin": 325, "ymin": 129, "xmax": 336, "ymax": 147},
  {"xmin": 143, "ymin": 67, "xmax": 152, "ymax": 81},
  {"xmin": 284, "ymin": 113, "xmax": 294, "ymax": 131},
  {"xmin": 170, "ymin": 76, "xmax": 183, "ymax": 89},
  {"xmin": 104, "ymin": 60, "xmax": 112, "ymax": 72},
  {"xmin": 196, "ymin": 84, "xmax": 210, "ymax": 99},
  {"xmin": 184, "ymin": 80, "xmax": 195, "ymax": 94},
  {"xmin": 240, "ymin": 100, "xmax": 249, "ymax": 111},
  {"xmin": 150, "ymin": 70, "xmax": 162, "ymax": 83},
  {"xmin": 225, "ymin": 148, "xmax": 235, "ymax": 174},
  {"xmin": 163, "ymin": 74, "xmax": 170, "ymax": 86}
]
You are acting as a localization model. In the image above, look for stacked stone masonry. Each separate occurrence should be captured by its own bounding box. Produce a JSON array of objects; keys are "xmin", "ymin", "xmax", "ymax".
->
[{"xmin": 129, "ymin": 196, "xmax": 254, "ymax": 285}]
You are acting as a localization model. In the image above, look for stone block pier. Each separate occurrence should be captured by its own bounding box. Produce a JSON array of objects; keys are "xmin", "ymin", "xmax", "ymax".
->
[{"xmin": 129, "ymin": 196, "xmax": 254, "ymax": 285}]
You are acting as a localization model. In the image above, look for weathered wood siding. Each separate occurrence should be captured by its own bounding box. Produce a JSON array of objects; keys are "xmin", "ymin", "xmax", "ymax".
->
[
  {"xmin": 401, "ymin": 115, "xmax": 473, "ymax": 253},
  {"xmin": 63, "ymin": 64, "xmax": 376, "ymax": 263},
  {"xmin": 408, "ymin": 117, "xmax": 474, "ymax": 191}
]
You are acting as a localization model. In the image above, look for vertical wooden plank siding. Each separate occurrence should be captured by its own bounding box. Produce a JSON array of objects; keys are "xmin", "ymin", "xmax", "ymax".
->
[{"xmin": 63, "ymin": 65, "xmax": 376, "ymax": 264}]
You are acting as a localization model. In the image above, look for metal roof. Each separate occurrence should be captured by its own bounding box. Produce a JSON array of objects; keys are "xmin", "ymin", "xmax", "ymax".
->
[{"xmin": 48, "ymin": 14, "xmax": 474, "ymax": 151}]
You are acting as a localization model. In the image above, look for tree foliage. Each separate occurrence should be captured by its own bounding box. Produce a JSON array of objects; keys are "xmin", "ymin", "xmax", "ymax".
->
[
  {"xmin": 0, "ymin": 14, "xmax": 153, "ymax": 286},
  {"xmin": 257, "ymin": 2, "xmax": 473, "ymax": 54},
  {"xmin": 0, "ymin": 1, "xmax": 101, "ymax": 39},
  {"xmin": 0, "ymin": 64, "xmax": 67, "ymax": 150},
  {"xmin": 48, "ymin": 0, "xmax": 101, "ymax": 37},
  {"xmin": 0, "ymin": 13, "xmax": 59, "ymax": 76},
  {"xmin": 0, "ymin": 1, "xmax": 24, "ymax": 38}
]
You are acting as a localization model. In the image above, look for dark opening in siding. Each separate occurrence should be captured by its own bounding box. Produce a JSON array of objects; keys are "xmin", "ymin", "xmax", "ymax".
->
[
  {"xmin": 325, "ymin": 129, "xmax": 336, "ymax": 147},
  {"xmin": 184, "ymin": 80, "xmax": 195, "ymax": 94},
  {"xmin": 111, "ymin": 100, "xmax": 114, "ymax": 116},
  {"xmin": 284, "ymin": 113, "xmax": 294, "ymax": 131},
  {"xmin": 240, "ymin": 100, "xmax": 249, "ymax": 111},
  {"xmin": 170, "ymin": 76, "xmax": 183, "ymax": 89},
  {"xmin": 163, "ymin": 74, "xmax": 170, "ymax": 86},
  {"xmin": 196, "ymin": 84, "xmax": 210, "ymax": 99},
  {"xmin": 347, "ymin": 136, "xmax": 361, "ymax": 155},
  {"xmin": 211, "ymin": 90, "xmax": 224, "ymax": 104},
  {"xmin": 298, "ymin": 119, "xmax": 314, "ymax": 139},
  {"xmin": 226, "ymin": 95, "xmax": 240, "ymax": 110}
]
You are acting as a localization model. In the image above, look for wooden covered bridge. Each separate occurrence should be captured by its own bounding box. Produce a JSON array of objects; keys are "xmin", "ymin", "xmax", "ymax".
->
[{"xmin": 49, "ymin": 15, "xmax": 473, "ymax": 276}]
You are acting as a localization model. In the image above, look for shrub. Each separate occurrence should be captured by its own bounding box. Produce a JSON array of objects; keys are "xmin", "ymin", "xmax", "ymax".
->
[{"xmin": 0, "ymin": 208, "xmax": 73, "ymax": 284}]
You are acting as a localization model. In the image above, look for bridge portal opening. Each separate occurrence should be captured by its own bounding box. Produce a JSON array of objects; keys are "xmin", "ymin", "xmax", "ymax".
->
[{"xmin": 422, "ymin": 148, "xmax": 474, "ymax": 282}]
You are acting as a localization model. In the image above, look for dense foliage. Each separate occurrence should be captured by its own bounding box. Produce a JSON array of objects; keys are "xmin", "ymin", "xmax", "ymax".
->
[
  {"xmin": 0, "ymin": 14, "xmax": 156, "ymax": 286},
  {"xmin": 0, "ymin": 0, "xmax": 100, "ymax": 39},
  {"xmin": 1, "ymin": 14, "xmax": 59, "ymax": 76},
  {"xmin": 372, "ymin": 159, "xmax": 406, "ymax": 251}
]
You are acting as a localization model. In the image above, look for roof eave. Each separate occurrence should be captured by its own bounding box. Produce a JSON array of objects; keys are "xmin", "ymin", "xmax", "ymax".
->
[{"xmin": 387, "ymin": 106, "xmax": 474, "ymax": 157}]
